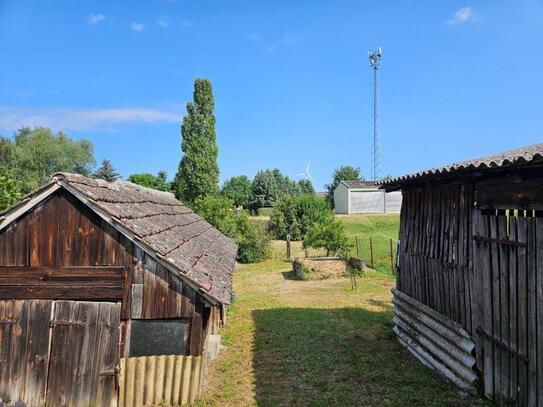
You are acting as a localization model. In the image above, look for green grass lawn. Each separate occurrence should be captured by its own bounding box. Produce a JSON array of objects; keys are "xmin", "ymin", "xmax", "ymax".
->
[
  {"xmin": 199, "ymin": 226, "xmax": 487, "ymax": 406},
  {"xmin": 339, "ymin": 214, "xmax": 401, "ymax": 274},
  {"xmin": 268, "ymin": 214, "xmax": 401, "ymax": 274}
]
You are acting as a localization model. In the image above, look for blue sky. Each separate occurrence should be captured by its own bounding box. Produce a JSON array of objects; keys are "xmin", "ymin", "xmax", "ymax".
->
[{"xmin": 1, "ymin": 1, "xmax": 543, "ymax": 189}]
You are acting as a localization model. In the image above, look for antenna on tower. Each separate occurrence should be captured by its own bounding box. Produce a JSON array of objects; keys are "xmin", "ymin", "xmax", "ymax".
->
[{"xmin": 368, "ymin": 46, "xmax": 382, "ymax": 181}]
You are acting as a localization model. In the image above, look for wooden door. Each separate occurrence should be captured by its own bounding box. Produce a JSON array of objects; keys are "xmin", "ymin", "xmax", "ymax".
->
[
  {"xmin": 473, "ymin": 209, "xmax": 543, "ymax": 405},
  {"xmin": 46, "ymin": 301, "xmax": 121, "ymax": 407},
  {"xmin": 0, "ymin": 300, "xmax": 52, "ymax": 406}
]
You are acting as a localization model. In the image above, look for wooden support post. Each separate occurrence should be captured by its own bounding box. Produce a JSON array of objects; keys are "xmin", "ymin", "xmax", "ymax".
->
[
  {"xmin": 355, "ymin": 236, "xmax": 360, "ymax": 258},
  {"xmin": 370, "ymin": 237, "xmax": 374, "ymax": 268},
  {"xmin": 286, "ymin": 234, "xmax": 292, "ymax": 261},
  {"xmin": 390, "ymin": 238, "xmax": 394, "ymax": 274}
]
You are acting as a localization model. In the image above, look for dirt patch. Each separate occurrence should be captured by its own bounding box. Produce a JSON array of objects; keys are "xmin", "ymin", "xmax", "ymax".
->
[{"xmin": 292, "ymin": 258, "xmax": 348, "ymax": 280}]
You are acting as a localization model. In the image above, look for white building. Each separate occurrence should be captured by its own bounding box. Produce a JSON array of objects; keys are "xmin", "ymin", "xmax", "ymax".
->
[{"xmin": 333, "ymin": 180, "xmax": 402, "ymax": 214}]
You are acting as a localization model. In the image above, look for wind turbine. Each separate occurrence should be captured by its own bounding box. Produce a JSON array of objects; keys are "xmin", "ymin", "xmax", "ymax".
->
[{"xmin": 297, "ymin": 161, "xmax": 314, "ymax": 182}]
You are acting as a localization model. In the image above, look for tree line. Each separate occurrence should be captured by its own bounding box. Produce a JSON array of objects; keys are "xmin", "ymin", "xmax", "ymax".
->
[{"xmin": 0, "ymin": 77, "xmax": 373, "ymax": 263}]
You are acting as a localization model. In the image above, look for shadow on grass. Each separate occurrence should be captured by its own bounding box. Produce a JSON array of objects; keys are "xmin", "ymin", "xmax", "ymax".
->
[{"xmin": 252, "ymin": 307, "xmax": 483, "ymax": 406}]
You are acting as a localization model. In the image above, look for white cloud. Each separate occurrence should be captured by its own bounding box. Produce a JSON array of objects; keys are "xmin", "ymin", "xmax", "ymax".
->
[
  {"xmin": 248, "ymin": 34, "xmax": 262, "ymax": 41},
  {"xmin": 158, "ymin": 18, "xmax": 169, "ymax": 27},
  {"xmin": 131, "ymin": 22, "xmax": 145, "ymax": 32},
  {"xmin": 180, "ymin": 20, "xmax": 193, "ymax": 28},
  {"xmin": 448, "ymin": 6, "xmax": 477, "ymax": 25},
  {"xmin": 0, "ymin": 106, "xmax": 180, "ymax": 132},
  {"xmin": 283, "ymin": 35, "xmax": 298, "ymax": 45},
  {"xmin": 265, "ymin": 45, "xmax": 276, "ymax": 52},
  {"xmin": 88, "ymin": 14, "xmax": 105, "ymax": 25}
]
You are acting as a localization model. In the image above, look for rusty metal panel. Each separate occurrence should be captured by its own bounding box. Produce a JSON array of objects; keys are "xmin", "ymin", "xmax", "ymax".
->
[
  {"xmin": 119, "ymin": 355, "xmax": 203, "ymax": 406},
  {"xmin": 392, "ymin": 288, "xmax": 477, "ymax": 393}
]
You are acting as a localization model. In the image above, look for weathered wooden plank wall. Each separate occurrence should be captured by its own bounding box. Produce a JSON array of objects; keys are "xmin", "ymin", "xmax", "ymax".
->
[
  {"xmin": 397, "ymin": 183, "xmax": 475, "ymax": 335},
  {"xmin": 473, "ymin": 209, "xmax": 543, "ymax": 405},
  {"xmin": 397, "ymin": 178, "xmax": 543, "ymax": 405},
  {"xmin": 45, "ymin": 301, "xmax": 121, "ymax": 406},
  {"xmin": 0, "ymin": 300, "xmax": 52, "ymax": 406}
]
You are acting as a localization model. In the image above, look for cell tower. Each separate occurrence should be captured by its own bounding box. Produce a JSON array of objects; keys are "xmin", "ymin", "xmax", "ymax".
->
[{"xmin": 368, "ymin": 47, "xmax": 382, "ymax": 181}]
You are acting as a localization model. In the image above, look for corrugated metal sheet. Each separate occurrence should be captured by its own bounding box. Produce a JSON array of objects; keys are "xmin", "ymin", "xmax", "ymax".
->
[
  {"xmin": 381, "ymin": 143, "xmax": 543, "ymax": 189},
  {"xmin": 392, "ymin": 288, "xmax": 477, "ymax": 393},
  {"xmin": 119, "ymin": 355, "xmax": 203, "ymax": 406}
]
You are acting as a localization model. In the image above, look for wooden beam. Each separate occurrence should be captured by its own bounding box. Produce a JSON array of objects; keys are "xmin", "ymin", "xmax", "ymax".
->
[
  {"xmin": 0, "ymin": 266, "xmax": 124, "ymax": 300},
  {"xmin": 0, "ymin": 286, "xmax": 123, "ymax": 300},
  {"xmin": 0, "ymin": 266, "xmax": 124, "ymax": 286}
]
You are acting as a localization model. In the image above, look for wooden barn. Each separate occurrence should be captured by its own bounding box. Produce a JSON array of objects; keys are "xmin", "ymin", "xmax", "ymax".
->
[
  {"xmin": 382, "ymin": 143, "xmax": 543, "ymax": 405},
  {"xmin": 0, "ymin": 173, "xmax": 237, "ymax": 406}
]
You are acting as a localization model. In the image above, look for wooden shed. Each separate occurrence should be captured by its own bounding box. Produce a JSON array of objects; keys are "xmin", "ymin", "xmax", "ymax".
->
[
  {"xmin": 0, "ymin": 173, "xmax": 237, "ymax": 406},
  {"xmin": 382, "ymin": 143, "xmax": 543, "ymax": 405}
]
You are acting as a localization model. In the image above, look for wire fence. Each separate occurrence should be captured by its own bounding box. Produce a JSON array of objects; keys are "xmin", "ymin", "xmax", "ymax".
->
[
  {"xmin": 284, "ymin": 235, "xmax": 399, "ymax": 275},
  {"xmin": 351, "ymin": 236, "xmax": 398, "ymax": 275}
]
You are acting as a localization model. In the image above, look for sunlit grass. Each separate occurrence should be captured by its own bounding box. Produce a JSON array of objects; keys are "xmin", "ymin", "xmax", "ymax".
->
[{"xmin": 198, "ymin": 255, "xmax": 487, "ymax": 406}]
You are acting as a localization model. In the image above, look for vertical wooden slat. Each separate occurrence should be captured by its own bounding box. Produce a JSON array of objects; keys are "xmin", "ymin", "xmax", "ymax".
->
[
  {"xmin": 527, "ymin": 214, "xmax": 538, "ymax": 406},
  {"xmin": 481, "ymin": 212, "xmax": 494, "ymax": 397},
  {"xmin": 489, "ymin": 212, "xmax": 503, "ymax": 398},
  {"xmin": 145, "ymin": 355, "xmax": 157, "ymax": 405},
  {"xmin": 508, "ymin": 213, "xmax": 518, "ymax": 401},
  {"xmin": 154, "ymin": 355, "xmax": 166, "ymax": 404},
  {"xmin": 164, "ymin": 355, "xmax": 176, "ymax": 404},
  {"xmin": 497, "ymin": 210, "xmax": 510, "ymax": 399},
  {"xmin": 517, "ymin": 214, "xmax": 528, "ymax": 406},
  {"xmin": 535, "ymin": 214, "xmax": 543, "ymax": 406},
  {"xmin": 125, "ymin": 357, "xmax": 136, "ymax": 407},
  {"xmin": 134, "ymin": 357, "xmax": 145, "ymax": 407},
  {"xmin": 181, "ymin": 356, "xmax": 193, "ymax": 406},
  {"xmin": 190, "ymin": 355, "xmax": 202, "ymax": 403}
]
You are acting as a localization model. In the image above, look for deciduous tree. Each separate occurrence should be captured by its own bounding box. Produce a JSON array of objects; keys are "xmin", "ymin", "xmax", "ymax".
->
[
  {"xmin": 0, "ymin": 127, "xmax": 95, "ymax": 194},
  {"xmin": 325, "ymin": 165, "xmax": 362, "ymax": 207},
  {"xmin": 0, "ymin": 172, "xmax": 20, "ymax": 211},
  {"xmin": 128, "ymin": 171, "xmax": 171, "ymax": 192},
  {"xmin": 222, "ymin": 175, "xmax": 252, "ymax": 208},
  {"xmin": 297, "ymin": 179, "xmax": 315, "ymax": 195}
]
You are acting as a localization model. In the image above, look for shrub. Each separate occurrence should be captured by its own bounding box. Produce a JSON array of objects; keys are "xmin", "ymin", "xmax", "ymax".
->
[
  {"xmin": 192, "ymin": 195, "xmax": 269, "ymax": 263},
  {"xmin": 0, "ymin": 172, "xmax": 20, "ymax": 211},
  {"xmin": 269, "ymin": 194, "xmax": 333, "ymax": 240},
  {"xmin": 303, "ymin": 217, "xmax": 352, "ymax": 257},
  {"xmin": 128, "ymin": 171, "xmax": 172, "ymax": 192},
  {"xmin": 235, "ymin": 216, "xmax": 270, "ymax": 263}
]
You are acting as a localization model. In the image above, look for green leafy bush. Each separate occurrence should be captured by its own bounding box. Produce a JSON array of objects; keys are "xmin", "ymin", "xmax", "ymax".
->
[
  {"xmin": 192, "ymin": 195, "xmax": 238, "ymax": 237},
  {"xmin": 234, "ymin": 216, "xmax": 270, "ymax": 263},
  {"xmin": 192, "ymin": 195, "xmax": 269, "ymax": 263},
  {"xmin": 0, "ymin": 172, "xmax": 20, "ymax": 211},
  {"xmin": 128, "ymin": 171, "xmax": 171, "ymax": 192},
  {"xmin": 303, "ymin": 217, "xmax": 352, "ymax": 257},
  {"xmin": 269, "ymin": 194, "xmax": 332, "ymax": 240}
]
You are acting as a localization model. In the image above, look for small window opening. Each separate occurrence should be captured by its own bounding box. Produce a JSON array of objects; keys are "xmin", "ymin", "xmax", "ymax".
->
[{"xmin": 129, "ymin": 319, "xmax": 189, "ymax": 357}]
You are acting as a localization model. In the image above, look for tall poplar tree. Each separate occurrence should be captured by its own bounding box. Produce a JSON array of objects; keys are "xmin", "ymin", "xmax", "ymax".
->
[{"xmin": 174, "ymin": 78, "xmax": 219, "ymax": 203}]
